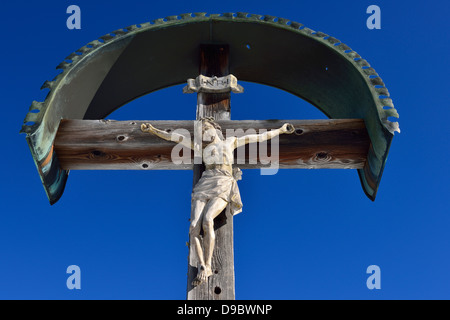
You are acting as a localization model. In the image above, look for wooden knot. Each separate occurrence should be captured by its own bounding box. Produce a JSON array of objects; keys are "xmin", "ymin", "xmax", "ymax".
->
[{"xmin": 314, "ymin": 151, "xmax": 331, "ymax": 162}]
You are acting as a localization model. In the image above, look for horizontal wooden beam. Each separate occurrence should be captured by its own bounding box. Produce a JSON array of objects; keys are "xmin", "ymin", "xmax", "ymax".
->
[{"xmin": 54, "ymin": 119, "xmax": 370, "ymax": 170}]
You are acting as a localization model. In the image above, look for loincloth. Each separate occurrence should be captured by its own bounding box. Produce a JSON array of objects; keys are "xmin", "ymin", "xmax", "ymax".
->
[{"xmin": 192, "ymin": 168, "xmax": 243, "ymax": 215}]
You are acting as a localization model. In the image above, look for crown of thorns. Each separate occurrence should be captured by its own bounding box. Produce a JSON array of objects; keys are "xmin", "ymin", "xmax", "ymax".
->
[{"xmin": 198, "ymin": 117, "xmax": 222, "ymax": 131}]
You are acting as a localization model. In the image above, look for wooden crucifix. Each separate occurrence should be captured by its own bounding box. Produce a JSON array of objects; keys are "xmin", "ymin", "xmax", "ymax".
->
[
  {"xmin": 141, "ymin": 44, "xmax": 294, "ymax": 299},
  {"xmin": 53, "ymin": 44, "xmax": 370, "ymax": 300},
  {"xmin": 187, "ymin": 44, "xmax": 243, "ymax": 299}
]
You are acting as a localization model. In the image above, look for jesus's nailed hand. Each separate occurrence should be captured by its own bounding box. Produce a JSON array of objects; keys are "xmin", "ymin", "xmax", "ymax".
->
[
  {"xmin": 141, "ymin": 123, "xmax": 156, "ymax": 133},
  {"xmin": 281, "ymin": 123, "xmax": 295, "ymax": 134}
]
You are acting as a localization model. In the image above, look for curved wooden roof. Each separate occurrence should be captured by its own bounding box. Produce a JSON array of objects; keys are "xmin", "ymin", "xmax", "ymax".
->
[{"xmin": 21, "ymin": 13, "xmax": 399, "ymax": 204}]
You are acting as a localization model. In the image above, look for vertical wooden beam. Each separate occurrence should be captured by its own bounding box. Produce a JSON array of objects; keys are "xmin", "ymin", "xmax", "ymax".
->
[
  {"xmin": 187, "ymin": 44, "xmax": 235, "ymax": 300},
  {"xmin": 196, "ymin": 44, "xmax": 231, "ymax": 121}
]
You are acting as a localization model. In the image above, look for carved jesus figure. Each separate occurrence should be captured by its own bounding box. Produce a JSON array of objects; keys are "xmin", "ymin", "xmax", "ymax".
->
[{"xmin": 141, "ymin": 118, "xmax": 294, "ymax": 286}]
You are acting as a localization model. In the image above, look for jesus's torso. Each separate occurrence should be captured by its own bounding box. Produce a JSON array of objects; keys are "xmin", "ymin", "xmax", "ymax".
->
[{"xmin": 203, "ymin": 138, "xmax": 235, "ymax": 175}]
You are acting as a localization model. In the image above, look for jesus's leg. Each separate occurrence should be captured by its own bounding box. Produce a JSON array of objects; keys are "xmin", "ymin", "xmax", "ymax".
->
[
  {"xmin": 190, "ymin": 199, "xmax": 207, "ymax": 286},
  {"xmin": 196, "ymin": 197, "xmax": 228, "ymax": 284}
]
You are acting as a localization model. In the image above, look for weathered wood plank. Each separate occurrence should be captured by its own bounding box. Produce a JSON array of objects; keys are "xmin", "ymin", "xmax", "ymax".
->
[
  {"xmin": 54, "ymin": 119, "xmax": 370, "ymax": 170},
  {"xmin": 188, "ymin": 44, "xmax": 234, "ymax": 300}
]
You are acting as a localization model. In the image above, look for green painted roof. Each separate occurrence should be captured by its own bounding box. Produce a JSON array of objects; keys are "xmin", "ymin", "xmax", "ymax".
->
[{"xmin": 21, "ymin": 13, "xmax": 399, "ymax": 204}]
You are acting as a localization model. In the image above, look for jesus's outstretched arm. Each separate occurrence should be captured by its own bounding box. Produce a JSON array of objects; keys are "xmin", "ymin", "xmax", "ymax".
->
[
  {"xmin": 141, "ymin": 123, "xmax": 194, "ymax": 150},
  {"xmin": 234, "ymin": 123, "xmax": 295, "ymax": 148}
]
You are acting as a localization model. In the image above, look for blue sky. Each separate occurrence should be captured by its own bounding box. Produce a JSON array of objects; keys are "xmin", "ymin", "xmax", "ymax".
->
[{"xmin": 1, "ymin": 0, "xmax": 449, "ymax": 299}]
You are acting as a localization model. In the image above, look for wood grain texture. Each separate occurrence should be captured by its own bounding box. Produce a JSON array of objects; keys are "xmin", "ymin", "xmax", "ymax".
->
[{"xmin": 54, "ymin": 119, "xmax": 370, "ymax": 171}]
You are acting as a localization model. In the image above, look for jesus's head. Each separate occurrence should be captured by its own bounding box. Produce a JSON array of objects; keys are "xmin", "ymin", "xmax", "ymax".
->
[{"xmin": 200, "ymin": 118, "xmax": 224, "ymax": 144}]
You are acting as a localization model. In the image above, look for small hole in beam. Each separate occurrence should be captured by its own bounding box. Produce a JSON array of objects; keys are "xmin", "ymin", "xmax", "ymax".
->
[
  {"xmin": 316, "ymin": 152, "xmax": 328, "ymax": 159},
  {"xmin": 117, "ymin": 135, "xmax": 126, "ymax": 141},
  {"xmin": 214, "ymin": 270, "xmax": 219, "ymax": 274},
  {"xmin": 295, "ymin": 129, "xmax": 304, "ymax": 135},
  {"xmin": 214, "ymin": 287, "xmax": 221, "ymax": 294},
  {"xmin": 142, "ymin": 163, "xmax": 149, "ymax": 169},
  {"xmin": 91, "ymin": 150, "xmax": 104, "ymax": 157}
]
